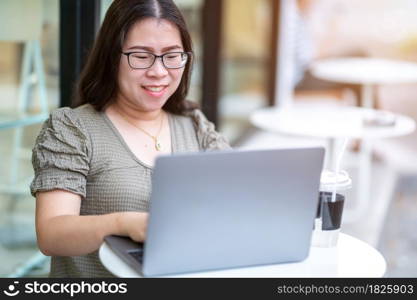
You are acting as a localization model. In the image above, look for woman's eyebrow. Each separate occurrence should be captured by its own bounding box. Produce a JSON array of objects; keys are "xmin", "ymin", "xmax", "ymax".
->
[{"xmin": 126, "ymin": 45, "xmax": 183, "ymax": 52}]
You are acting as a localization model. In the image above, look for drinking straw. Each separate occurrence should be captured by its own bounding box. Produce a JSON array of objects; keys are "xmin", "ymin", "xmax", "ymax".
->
[{"xmin": 331, "ymin": 137, "xmax": 349, "ymax": 202}]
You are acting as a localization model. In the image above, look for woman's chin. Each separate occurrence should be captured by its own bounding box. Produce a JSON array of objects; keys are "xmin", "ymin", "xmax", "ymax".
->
[{"xmin": 140, "ymin": 99, "xmax": 169, "ymax": 112}]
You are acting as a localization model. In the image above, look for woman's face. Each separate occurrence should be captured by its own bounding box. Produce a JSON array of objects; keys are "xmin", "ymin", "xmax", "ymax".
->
[{"xmin": 117, "ymin": 18, "xmax": 185, "ymax": 112}]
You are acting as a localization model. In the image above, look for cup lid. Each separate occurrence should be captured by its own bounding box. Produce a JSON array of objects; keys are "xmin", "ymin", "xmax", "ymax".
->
[{"xmin": 320, "ymin": 170, "xmax": 352, "ymax": 191}]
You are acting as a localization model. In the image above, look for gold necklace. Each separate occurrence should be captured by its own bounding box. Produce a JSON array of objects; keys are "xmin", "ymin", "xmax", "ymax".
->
[{"xmin": 116, "ymin": 109, "xmax": 164, "ymax": 151}]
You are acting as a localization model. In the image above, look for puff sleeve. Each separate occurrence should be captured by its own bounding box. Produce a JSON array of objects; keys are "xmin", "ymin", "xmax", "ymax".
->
[
  {"xmin": 189, "ymin": 109, "xmax": 231, "ymax": 151},
  {"xmin": 30, "ymin": 108, "xmax": 91, "ymax": 198}
]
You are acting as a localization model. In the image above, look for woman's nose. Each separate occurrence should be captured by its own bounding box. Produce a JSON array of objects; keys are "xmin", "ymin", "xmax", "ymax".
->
[{"xmin": 147, "ymin": 57, "xmax": 168, "ymax": 77}]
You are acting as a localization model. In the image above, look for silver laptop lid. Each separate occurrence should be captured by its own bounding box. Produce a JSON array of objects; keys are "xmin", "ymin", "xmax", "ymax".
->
[{"xmin": 143, "ymin": 147, "xmax": 325, "ymax": 276}]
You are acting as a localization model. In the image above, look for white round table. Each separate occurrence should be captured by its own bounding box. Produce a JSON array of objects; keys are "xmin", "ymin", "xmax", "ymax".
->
[
  {"xmin": 310, "ymin": 57, "xmax": 417, "ymax": 108},
  {"xmin": 99, "ymin": 233, "xmax": 386, "ymax": 277},
  {"xmin": 250, "ymin": 105, "xmax": 415, "ymax": 140},
  {"xmin": 250, "ymin": 105, "xmax": 415, "ymax": 220}
]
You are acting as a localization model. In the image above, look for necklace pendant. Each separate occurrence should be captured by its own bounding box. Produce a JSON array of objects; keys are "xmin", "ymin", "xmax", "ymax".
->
[{"xmin": 155, "ymin": 140, "xmax": 162, "ymax": 151}]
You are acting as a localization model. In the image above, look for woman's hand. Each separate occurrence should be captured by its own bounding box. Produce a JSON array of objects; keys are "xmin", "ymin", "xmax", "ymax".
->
[{"xmin": 117, "ymin": 212, "xmax": 149, "ymax": 242}]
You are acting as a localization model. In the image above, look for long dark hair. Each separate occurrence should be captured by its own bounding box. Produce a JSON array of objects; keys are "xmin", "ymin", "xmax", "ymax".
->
[{"xmin": 73, "ymin": 0, "xmax": 198, "ymax": 114}]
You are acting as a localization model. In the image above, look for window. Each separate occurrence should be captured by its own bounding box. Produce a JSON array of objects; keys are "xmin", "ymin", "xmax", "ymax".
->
[{"xmin": 0, "ymin": 0, "xmax": 59, "ymax": 276}]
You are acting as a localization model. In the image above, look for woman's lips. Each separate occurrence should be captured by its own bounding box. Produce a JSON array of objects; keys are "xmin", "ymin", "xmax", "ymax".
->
[{"xmin": 142, "ymin": 85, "xmax": 168, "ymax": 97}]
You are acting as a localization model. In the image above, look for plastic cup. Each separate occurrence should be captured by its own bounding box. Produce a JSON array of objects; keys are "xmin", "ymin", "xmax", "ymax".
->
[{"xmin": 311, "ymin": 169, "xmax": 352, "ymax": 247}]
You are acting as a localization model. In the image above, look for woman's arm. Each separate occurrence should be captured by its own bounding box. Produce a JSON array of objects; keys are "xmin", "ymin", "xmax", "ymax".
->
[{"xmin": 36, "ymin": 190, "xmax": 148, "ymax": 257}]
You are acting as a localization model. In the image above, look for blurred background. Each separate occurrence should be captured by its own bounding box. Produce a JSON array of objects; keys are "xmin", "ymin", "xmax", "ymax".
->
[{"xmin": 1, "ymin": 0, "xmax": 417, "ymax": 277}]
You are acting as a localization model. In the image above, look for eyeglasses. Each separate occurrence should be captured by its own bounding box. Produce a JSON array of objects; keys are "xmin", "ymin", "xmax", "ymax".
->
[{"xmin": 122, "ymin": 51, "xmax": 191, "ymax": 69}]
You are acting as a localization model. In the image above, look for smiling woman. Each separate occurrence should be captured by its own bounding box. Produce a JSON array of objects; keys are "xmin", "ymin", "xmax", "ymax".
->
[
  {"xmin": 30, "ymin": 0, "xmax": 230, "ymax": 278},
  {"xmin": 115, "ymin": 18, "xmax": 186, "ymax": 114}
]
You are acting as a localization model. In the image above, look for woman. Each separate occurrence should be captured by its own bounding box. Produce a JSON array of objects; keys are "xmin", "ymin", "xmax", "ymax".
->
[{"xmin": 31, "ymin": 0, "xmax": 230, "ymax": 277}]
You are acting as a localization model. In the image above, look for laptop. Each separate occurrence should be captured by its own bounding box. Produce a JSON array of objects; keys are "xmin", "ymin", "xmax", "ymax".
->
[{"xmin": 104, "ymin": 147, "xmax": 325, "ymax": 277}]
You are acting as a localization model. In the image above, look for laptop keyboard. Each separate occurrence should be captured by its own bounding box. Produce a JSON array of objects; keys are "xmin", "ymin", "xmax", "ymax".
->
[{"xmin": 127, "ymin": 248, "xmax": 144, "ymax": 264}]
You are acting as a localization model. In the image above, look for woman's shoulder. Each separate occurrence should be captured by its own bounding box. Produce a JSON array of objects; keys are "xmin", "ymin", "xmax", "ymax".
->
[
  {"xmin": 49, "ymin": 103, "xmax": 92, "ymax": 119},
  {"xmin": 47, "ymin": 106, "xmax": 83, "ymax": 130},
  {"xmin": 176, "ymin": 109, "xmax": 231, "ymax": 150},
  {"xmin": 40, "ymin": 104, "xmax": 101, "ymax": 146},
  {"xmin": 169, "ymin": 108, "xmax": 205, "ymax": 125},
  {"xmin": 170, "ymin": 108, "xmax": 211, "ymax": 133},
  {"xmin": 48, "ymin": 104, "xmax": 100, "ymax": 131},
  {"xmin": 184, "ymin": 108, "xmax": 207, "ymax": 123}
]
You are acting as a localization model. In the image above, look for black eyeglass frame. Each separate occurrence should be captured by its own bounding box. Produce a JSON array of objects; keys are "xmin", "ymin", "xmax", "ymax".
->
[{"xmin": 121, "ymin": 51, "xmax": 192, "ymax": 69}]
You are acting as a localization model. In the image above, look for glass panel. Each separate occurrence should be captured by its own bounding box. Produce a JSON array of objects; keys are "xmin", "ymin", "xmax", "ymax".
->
[
  {"xmin": 0, "ymin": 0, "xmax": 59, "ymax": 276},
  {"xmin": 219, "ymin": 0, "xmax": 272, "ymax": 144},
  {"xmin": 100, "ymin": 0, "xmax": 113, "ymax": 21},
  {"xmin": 175, "ymin": 0, "xmax": 204, "ymax": 105}
]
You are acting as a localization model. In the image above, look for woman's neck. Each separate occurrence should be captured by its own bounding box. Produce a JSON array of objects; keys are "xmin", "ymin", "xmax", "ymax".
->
[{"xmin": 110, "ymin": 101, "xmax": 164, "ymax": 125}]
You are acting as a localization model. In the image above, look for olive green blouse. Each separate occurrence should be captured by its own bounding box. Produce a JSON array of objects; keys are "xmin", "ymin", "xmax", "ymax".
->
[{"xmin": 30, "ymin": 103, "xmax": 230, "ymax": 277}]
